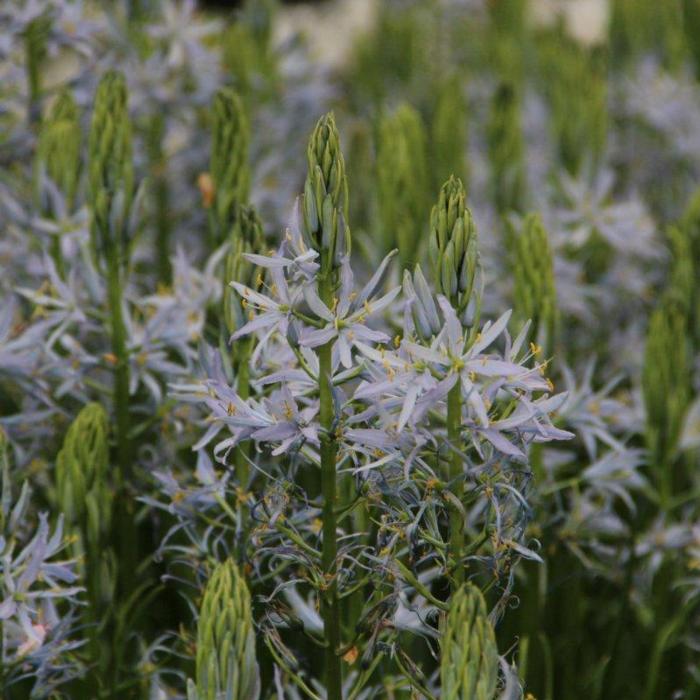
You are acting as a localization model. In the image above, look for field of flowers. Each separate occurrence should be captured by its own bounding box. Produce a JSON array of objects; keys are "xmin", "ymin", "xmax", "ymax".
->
[{"xmin": 1, "ymin": 0, "xmax": 700, "ymax": 698}]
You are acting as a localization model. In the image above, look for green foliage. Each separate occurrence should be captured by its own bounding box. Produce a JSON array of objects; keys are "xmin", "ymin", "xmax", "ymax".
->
[
  {"xmin": 512, "ymin": 213, "xmax": 558, "ymax": 357},
  {"xmin": 441, "ymin": 582, "xmax": 499, "ymax": 700},
  {"xmin": 196, "ymin": 559, "xmax": 260, "ymax": 700},
  {"xmin": 674, "ymin": 187, "xmax": 700, "ymax": 347},
  {"xmin": 610, "ymin": 0, "xmax": 687, "ymax": 70},
  {"xmin": 642, "ymin": 299, "xmax": 691, "ymax": 497},
  {"xmin": 376, "ymin": 103, "xmax": 429, "ymax": 265},
  {"xmin": 348, "ymin": 6, "xmax": 429, "ymax": 108},
  {"xmin": 536, "ymin": 32, "xmax": 608, "ymax": 174},
  {"xmin": 23, "ymin": 11, "xmax": 51, "ymax": 116}
]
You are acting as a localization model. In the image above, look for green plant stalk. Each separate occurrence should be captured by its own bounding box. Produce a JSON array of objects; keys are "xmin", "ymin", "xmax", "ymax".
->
[
  {"xmin": 106, "ymin": 250, "xmax": 131, "ymax": 481},
  {"xmin": 317, "ymin": 260, "xmax": 342, "ymax": 700},
  {"xmin": 148, "ymin": 114, "xmax": 171, "ymax": 284},
  {"xmin": 105, "ymin": 246, "xmax": 139, "ymax": 693},
  {"xmin": 234, "ymin": 337, "xmax": 253, "ymax": 487},
  {"xmin": 447, "ymin": 381, "xmax": 464, "ymax": 588}
]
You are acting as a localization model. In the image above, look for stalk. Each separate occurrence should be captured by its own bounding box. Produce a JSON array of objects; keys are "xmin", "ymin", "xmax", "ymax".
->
[
  {"xmin": 234, "ymin": 337, "xmax": 252, "ymax": 488},
  {"xmin": 301, "ymin": 112, "xmax": 349, "ymax": 699},
  {"xmin": 147, "ymin": 114, "xmax": 171, "ymax": 284},
  {"xmin": 106, "ymin": 251, "xmax": 131, "ymax": 481},
  {"xmin": 318, "ymin": 262, "xmax": 342, "ymax": 700},
  {"xmin": 447, "ymin": 381, "xmax": 464, "ymax": 588}
]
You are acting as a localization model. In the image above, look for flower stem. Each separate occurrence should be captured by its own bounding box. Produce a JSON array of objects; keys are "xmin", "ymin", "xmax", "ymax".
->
[
  {"xmin": 317, "ymin": 267, "xmax": 343, "ymax": 700},
  {"xmin": 234, "ymin": 337, "xmax": 252, "ymax": 487},
  {"xmin": 447, "ymin": 381, "xmax": 464, "ymax": 588},
  {"xmin": 106, "ymin": 251, "xmax": 131, "ymax": 481}
]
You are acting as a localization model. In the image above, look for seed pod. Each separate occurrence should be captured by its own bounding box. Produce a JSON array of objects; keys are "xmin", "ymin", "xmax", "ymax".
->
[
  {"xmin": 224, "ymin": 206, "xmax": 265, "ymax": 336},
  {"xmin": 210, "ymin": 89, "xmax": 250, "ymax": 245},
  {"xmin": 55, "ymin": 403, "xmax": 110, "ymax": 532},
  {"xmin": 486, "ymin": 82, "xmax": 525, "ymax": 216},
  {"xmin": 429, "ymin": 176, "xmax": 480, "ymax": 322},
  {"xmin": 36, "ymin": 89, "xmax": 81, "ymax": 212},
  {"xmin": 88, "ymin": 71, "xmax": 134, "ymax": 265},
  {"xmin": 377, "ymin": 103, "xmax": 429, "ymax": 266},
  {"xmin": 642, "ymin": 298, "xmax": 691, "ymax": 480},
  {"xmin": 441, "ymin": 582, "xmax": 499, "ymax": 700},
  {"xmin": 196, "ymin": 559, "xmax": 260, "ymax": 700},
  {"xmin": 301, "ymin": 113, "xmax": 350, "ymax": 269},
  {"xmin": 512, "ymin": 213, "xmax": 558, "ymax": 357}
]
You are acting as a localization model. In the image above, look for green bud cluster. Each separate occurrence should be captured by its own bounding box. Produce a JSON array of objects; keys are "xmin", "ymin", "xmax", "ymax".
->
[
  {"xmin": 88, "ymin": 71, "xmax": 135, "ymax": 265},
  {"xmin": 440, "ymin": 582, "xmax": 499, "ymax": 700},
  {"xmin": 377, "ymin": 103, "xmax": 429, "ymax": 266},
  {"xmin": 55, "ymin": 403, "xmax": 111, "ymax": 536},
  {"xmin": 486, "ymin": 82, "xmax": 525, "ymax": 215},
  {"xmin": 210, "ymin": 89, "xmax": 251, "ymax": 244},
  {"xmin": 223, "ymin": 0, "xmax": 277, "ymax": 95},
  {"xmin": 428, "ymin": 176, "xmax": 480, "ymax": 321},
  {"xmin": 538, "ymin": 34, "xmax": 607, "ymax": 175},
  {"xmin": 196, "ymin": 559, "xmax": 260, "ymax": 700},
  {"xmin": 642, "ymin": 298, "xmax": 691, "ymax": 489},
  {"xmin": 301, "ymin": 113, "xmax": 350, "ymax": 270},
  {"xmin": 37, "ymin": 90, "xmax": 81, "ymax": 211},
  {"xmin": 224, "ymin": 206, "xmax": 265, "ymax": 336},
  {"xmin": 431, "ymin": 74, "xmax": 468, "ymax": 192},
  {"xmin": 24, "ymin": 11, "xmax": 51, "ymax": 118},
  {"xmin": 512, "ymin": 213, "xmax": 558, "ymax": 357}
]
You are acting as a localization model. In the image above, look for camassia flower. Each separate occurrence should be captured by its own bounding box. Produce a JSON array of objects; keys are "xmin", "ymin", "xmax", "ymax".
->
[{"xmin": 231, "ymin": 248, "xmax": 399, "ymax": 368}]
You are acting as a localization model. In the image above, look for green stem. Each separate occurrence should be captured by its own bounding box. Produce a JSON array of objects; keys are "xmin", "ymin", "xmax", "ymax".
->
[
  {"xmin": 105, "ymin": 249, "xmax": 137, "ymax": 696},
  {"xmin": 234, "ymin": 339, "xmax": 252, "ymax": 488},
  {"xmin": 447, "ymin": 381, "xmax": 464, "ymax": 588},
  {"xmin": 106, "ymin": 251, "xmax": 131, "ymax": 481},
  {"xmin": 317, "ymin": 267, "xmax": 342, "ymax": 700},
  {"xmin": 148, "ymin": 114, "xmax": 171, "ymax": 284}
]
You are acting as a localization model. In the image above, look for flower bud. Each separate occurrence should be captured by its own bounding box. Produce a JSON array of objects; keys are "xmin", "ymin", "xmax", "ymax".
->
[
  {"xmin": 440, "ymin": 582, "xmax": 499, "ymax": 700},
  {"xmin": 224, "ymin": 206, "xmax": 264, "ymax": 336},
  {"xmin": 301, "ymin": 113, "xmax": 350, "ymax": 269},
  {"xmin": 211, "ymin": 89, "xmax": 250, "ymax": 245},
  {"xmin": 36, "ymin": 89, "xmax": 81, "ymax": 212},
  {"xmin": 512, "ymin": 213, "xmax": 558, "ymax": 357},
  {"xmin": 88, "ymin": 71, "xmax": 134, "ymax": 265},
  {"xmin": 429, "ymin": 176, "xmax": 480, "ymax": 320},
  {"xmin": 403, "ymin": 265, "xmax": 442, "ymax": 341},
  {"xmin": 55, "ymin": 403, "xmax": 110, "ymax": 531},
  {"xmin": 196, "ymin": 559, "xmax": 260, "ymax": 700}
]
